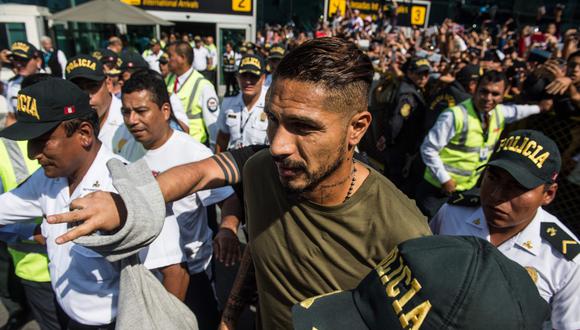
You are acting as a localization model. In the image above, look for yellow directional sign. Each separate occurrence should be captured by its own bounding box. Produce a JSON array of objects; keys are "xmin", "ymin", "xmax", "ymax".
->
[
  {"xmin": 411, "ymin": 6, "xmax": 426, "ymax": 26},
  {"xmin": 232, "ymin": 0, "xmax": 251, "ymax": 12}
]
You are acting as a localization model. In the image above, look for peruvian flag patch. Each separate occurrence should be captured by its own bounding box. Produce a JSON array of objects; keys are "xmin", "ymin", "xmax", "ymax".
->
[{"xmin": 64, "ymin": 106, "xmax": 76, "ymax": 115}]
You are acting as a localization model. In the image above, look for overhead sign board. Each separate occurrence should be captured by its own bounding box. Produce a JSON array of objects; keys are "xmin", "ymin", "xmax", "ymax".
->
[
  {"xmin": 121, "ymin": 0, "xmax": 253, "ymax": 16},
  {"xmin": 325, "ymin": 0, "xmax": 430, "ymax": 28}
]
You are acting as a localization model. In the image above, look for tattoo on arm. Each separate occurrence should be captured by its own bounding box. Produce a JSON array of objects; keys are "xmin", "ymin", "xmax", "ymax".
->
[
  {"xmin": 221, "ymin": 246, "xmax": 256, "ymax": 325},
  {"xmin": 212, "ymin": 152, "xmax": 240, "ymax": 185}
]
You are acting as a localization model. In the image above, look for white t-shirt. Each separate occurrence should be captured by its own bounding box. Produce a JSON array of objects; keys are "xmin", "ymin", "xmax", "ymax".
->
[
  {"xmin": 121, "ymin": 130, "xmax": 233, "ymax": 273},
  {"xmin": 218, "ymin": 87, "xmax": 269, "ymax": 149},
  {"xmin": 431, "ymin": 205, "xmax": 580, "ymax": 330},
  {"xmin": 0, "ymin": 147, "xmax": 122, "ymax": 325},
  {"xmin": 100, "ymin": 95, "xmax": 134, "ymax": 154},
  {"xmin": 193, "ymin": 46, "xmax": 210, "ymax": 72}
]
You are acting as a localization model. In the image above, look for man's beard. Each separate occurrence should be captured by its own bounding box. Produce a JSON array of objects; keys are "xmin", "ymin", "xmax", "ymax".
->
[{"xmin": 281, "ymin": 140, "xmax": 347, "ymax": 195}]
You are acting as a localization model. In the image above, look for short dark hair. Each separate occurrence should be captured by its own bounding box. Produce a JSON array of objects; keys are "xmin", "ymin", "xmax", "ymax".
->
[
  {"xmin": 272, "ymin": 37, "xmax": 373, "ymax": 114},
  {"xmin": 567, "ymin": 50, "xmax": 580, "ymax": 62},
  {"xmin": 122, "ymin": 69, "xmax": 170, "ymax": 108},
  {"xmin": 168, "ymin": 41, "xmax": 193, "ymax": 66},
  {"xmin": 477, "ymin": 70, "xmax": 508, "ymax": 89},
  {"xmin": 63, "ymin": 110, "xmax": 100, "ymax": 137}
]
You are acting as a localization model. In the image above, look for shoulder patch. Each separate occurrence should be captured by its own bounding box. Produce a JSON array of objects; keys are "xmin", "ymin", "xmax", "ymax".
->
[
  {"xmin": 400, "ymin": 103, "xmax": 412, "ymax": 118},
  {"xmin": 448, "ymin": 191, "xmax": 480, "ymax": 207},
  {"xmin": 207, "ymin": 97, "xmax": 218, "ymax": 112},
  {"xmin": 540, "ymin": 222, "xmax": 579, "ymax": 261}
]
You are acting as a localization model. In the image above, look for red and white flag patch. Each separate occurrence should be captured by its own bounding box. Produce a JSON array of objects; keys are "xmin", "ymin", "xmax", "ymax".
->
[{"xmin": 64, "ymin": 106, "xmax": 76, "ymax": 115}]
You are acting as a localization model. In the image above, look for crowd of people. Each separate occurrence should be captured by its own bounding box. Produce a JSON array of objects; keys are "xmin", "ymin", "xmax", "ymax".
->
[{"xmin": 0, "ymin": 3, "xmax": 578, "ymax": 330}]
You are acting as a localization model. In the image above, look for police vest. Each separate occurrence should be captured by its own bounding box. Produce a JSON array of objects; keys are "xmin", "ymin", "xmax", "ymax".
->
[
  {"xmin": 0, "ymin": 139, "xmax": 50, "ymax": 282},
  {"xmin": 166, "ymin": 71, "xmax": 211, "ymax": 143},
  {"xmin": 424, "ymin": 99, "xmax": 505, "ymax": 191},
  {"xmin": 223, "ymin": 52, "xmax": 236, "ymax": 72}
]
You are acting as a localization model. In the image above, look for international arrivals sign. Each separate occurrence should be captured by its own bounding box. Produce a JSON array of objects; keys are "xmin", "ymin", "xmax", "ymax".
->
[{"xmin": 121, "ymin": 0, "xmax": 253, "ymax": 16}]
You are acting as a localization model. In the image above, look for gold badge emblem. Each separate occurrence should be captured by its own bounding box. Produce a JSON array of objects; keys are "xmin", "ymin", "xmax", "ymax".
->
[
  {"xmin": 547, "ymin": 227, "xmax": 557, "ymax": 237},
  {"xmin": 525, "ymin": 267, "xmax": 538, "ymax": 283},
  {"xmin": 522, "ymin": 240, "xmax": 533, "ymax": 250},
  {"xmin": 472, "ymin": 218, "xmax": 480, "ymax": 225},
  {"xmin": 92, "ymin": 181, "xmax": 100, "ymax": 188},
  {"xmin": 260, "ymin": 112, "xmax": 267, "ymax": 122},
  {"xmin": 400, "ymin": 103, "xmax": 411, "ymax": 118}
]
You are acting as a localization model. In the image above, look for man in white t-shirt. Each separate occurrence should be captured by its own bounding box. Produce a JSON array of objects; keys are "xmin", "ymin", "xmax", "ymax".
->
[
  {"xmin": 119, "ymin": 70, "xmax": 239, "ymax": 330},
  {"xmin": 65, "ymin": 54, "xmax": 133, "ymax": 154},
  {"xmin": 193, "ymin": 36, "xmax": 211, "ymax": 81}
]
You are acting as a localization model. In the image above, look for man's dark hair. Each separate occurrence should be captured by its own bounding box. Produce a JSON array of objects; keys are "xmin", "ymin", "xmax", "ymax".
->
[
  {"xmin": 567, "ymin": 50, "xmax": 580, "ymax": 62},
  {"xmin": 272, "ymin": 37, "xmax": 373, "ymax": 114},
  {"xmin": 168, "ymin": 41, "xmax": 193, "ymax": 66},
  {"xmin": 477, "ymin": 70, "xmax": 508, "ymax": 89},
  {"xmin": 122, "ymin": 69, "xmax": 170, "ymax": 108},
  {"xmin": 63, "ymin": 111, "xmax": 100, "ymax": 138},
  {"xmin": 21, "ymin": 73, "xmax": 53, "ymax": 89}
]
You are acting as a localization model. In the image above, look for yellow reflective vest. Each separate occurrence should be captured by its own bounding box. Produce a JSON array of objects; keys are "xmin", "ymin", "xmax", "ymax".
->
[
  {"xmin": 0, "ymin": 138, "xmax": 50, "ymax": 282},
  {"xmin": 424, "ymin": 99, "xmax": 505, "ymax": 191},
  {"xmin": 166, "ymin": 70, "xmax": 212, "ymax": 144}
]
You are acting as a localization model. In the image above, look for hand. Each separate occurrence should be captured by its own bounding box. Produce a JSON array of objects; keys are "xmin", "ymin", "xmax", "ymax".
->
[
  {"xmin": 217, "ymin": 320, "xmax": 235, "ymax": 330},
  {"xmin": 46, "ymin": 191, "xmax": 127, "ymax": 244},
  {"xmin": 441, "ymin": 179, "xmax": 457, "ymax": 195},
  {"xmin": 543, "ymin": 60, "xmax": 566, "ymax": 78},
  {"xmin": 376, "ymin": 135, "xmax": 386, "ymax": 151},
  {"xmin": 213, "ymin": 228, "xmax": 241, "ymax": 267},
  {"xmin": 33, "ymin": 224, "xmax": 45, "ymax": 245},
  {"xmin": 538, "ymin": 99, "xmax": 553, "ymax": 112},
  {"xmin": 546, "ymin": 77, "xmax": 572, "ymax": 95}
]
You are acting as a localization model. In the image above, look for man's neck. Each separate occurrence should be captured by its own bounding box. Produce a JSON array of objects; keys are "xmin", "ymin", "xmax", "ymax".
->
[
  {"xmin": 488, "ymin": 211, "xmax": 537, "ymax": 247},
  {"xmin": 175, "ymin": 65, "xmax": 192, "ymax": 78},
  {"xmin": 300, "ymin": 153, "xmax": 367, "ymax": 206},
  {"xmin": 242, "ymin": 91, "xmax": 262, "ymax": 110},
  {"xmin": 99, "ymin": 93, "xmax": 114, "ymax": 129},
  {"xmin": 68, "ymin": 142, "xmax": 101, "ymax": 194},
  {"xmin": 145, "ymin": 128, "xmax": 173, "ymax": 151}
]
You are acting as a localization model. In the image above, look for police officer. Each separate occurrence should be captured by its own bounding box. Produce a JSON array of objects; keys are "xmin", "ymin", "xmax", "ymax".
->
[
  {"xmin": 5, "ymin": 41, "xmax": 43, "ymax": 127},
  {"xmin": 216, "ymin": 54, "xmax": 268, "ymax": 152},
  {"xmin": 426, "ymin": 64, "xmax": 482, "ymax": 132},
  {"xmin": 418, "ymin": 70, "xmax": 550, "ymax": 217},
  {"xmin": 264, "ymin": 44, "xmax": 285, "ymax": 89},
  {"xmin": 379, "ymin": 57, "xmax": 430, "ymax": 192},
  {"xmin": 223, "ymin": 42, "xmax": 239, "ymax": 97},
  {"xmin": 165, "ymin": 41, "xmax": 220, "ymax": 148},
  {"xmin": 430, "ymin": 130, "xmax": 580, "ymax": 329},
  {"xmin": 142, "ymin": 38, "xmax": 164, "ymax": 73}
]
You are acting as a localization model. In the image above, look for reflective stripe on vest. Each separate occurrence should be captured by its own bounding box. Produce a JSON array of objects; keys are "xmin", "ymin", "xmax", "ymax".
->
[
  {"xmin": 424, "ymin": 99, "xmax": 505, "ymax": 191},
  {"xmin": 0, "ymin": 139, "xmax": 50, "ymax": 282},
  {"xmin": 166, "ymin": 71, "xmax": 209, "ymax": 143}
]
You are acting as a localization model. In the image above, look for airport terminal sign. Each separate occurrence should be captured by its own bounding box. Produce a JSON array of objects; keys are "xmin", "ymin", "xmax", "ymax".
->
[
  {"xmin": 122, "ymin": 0, "xmax": 253, "ymax": 16},
  {"xmin": 326, "ymin": 0, "xmax": 430, "ymax": 28}
]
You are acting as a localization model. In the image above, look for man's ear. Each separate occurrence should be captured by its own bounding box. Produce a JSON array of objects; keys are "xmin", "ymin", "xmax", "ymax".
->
[
  {"xmin": 77, "ymin": 121, "xmax": 96, "ymax": 149},
  {"xmin": 541, "ymin": 183, "xmax": 558, "ymax": 206},
  {"xmin": 348, "ymin": 111, "xmax": 372, "ymax": 147}
]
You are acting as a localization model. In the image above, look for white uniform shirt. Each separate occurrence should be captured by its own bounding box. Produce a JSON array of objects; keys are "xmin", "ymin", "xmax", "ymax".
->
[
  {"xmin": 431, "ymin": 205, "xmax": 580, "ymax": 330},
  {"xmin": 100, "ymin": 95, "xmax": 134, "ymax": 154},
  {"xmin": 6, "ymin": 75, "xmax": 23, "ymax": 114},
  {"xmin": 173, "ymin": 67, "xmax": 220, "ymax": 149},
  {"xmin": 193, "ymin": 46, "xmax": 210, "ymax": 72},
  {"xmin": 144, "ymin": 50, "xmax": 164, "ymax": 73},
  {"xmin": 217, "ymin": 87, "xmax": 269, "ymax": 150},
  {"xmin": 421, "ymin": 103, "xmax": 541, "ymax": 184},
  {"xmin": 121, "ymin": 131, "xmax": 233, "ymax": 273},
  {"xmin": 0, "ymin": 147, "xmax": 122, "ymax": 325},
  {"xmin": 170, "ymin": 93, "xmax": 189, "ymax": 128}
]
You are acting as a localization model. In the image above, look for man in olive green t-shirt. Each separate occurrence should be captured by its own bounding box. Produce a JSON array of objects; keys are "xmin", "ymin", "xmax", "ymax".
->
[{"xmin": 45, "ymin": 37, "xmax": 431, "ymax": 330}]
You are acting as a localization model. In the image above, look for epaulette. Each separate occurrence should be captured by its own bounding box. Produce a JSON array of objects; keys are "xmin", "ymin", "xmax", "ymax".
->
[
  {"xmin": 541, "ymin": 222, "xmax": 580, "ymax": 261},
  {"xmin": 448, "ymin": 191, "xmax": 480, "ymax": 207}
]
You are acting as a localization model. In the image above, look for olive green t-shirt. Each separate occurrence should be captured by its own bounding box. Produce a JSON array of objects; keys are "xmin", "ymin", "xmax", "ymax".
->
[{"xmin": 243, "ymin": 149, "xmax": 431, "ymax": 329}]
